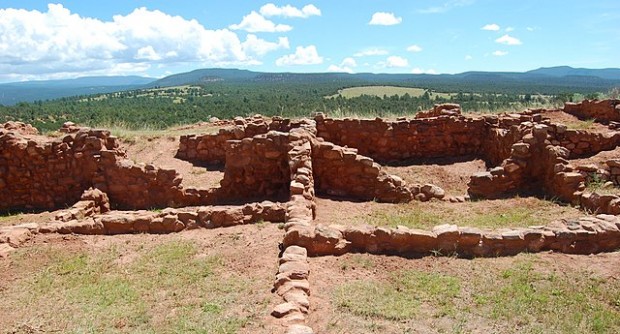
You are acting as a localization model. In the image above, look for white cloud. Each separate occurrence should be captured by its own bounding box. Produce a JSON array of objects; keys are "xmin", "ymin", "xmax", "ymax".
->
[
  {"xmin": 259, "ymin": 3, "xmax": 321, "ymax": 18},
  {"xmin": 406, "ymin": 44, "xmax": 423, "ymax": 52},
  {"xmin": 482, "ymin": 23, "xmax": 500, "ymax": 31},
  {"xmin": 386, "ymin": 56, "xmax": 409, "ymax": 68},
  {"xmin": 327, "ymin": 57, "xmax": 358, "ymax": 73},
  {"xmin": 495, "ymin": 34, "xmax": 522, "ymax": 45},
  {"xmin": 526, "ymin": 27, "xmax": 535, "ymax": 32},
  {"xmin": 492, "ymin": 50, "xmax": 508, "ymax": 56},
  {"xmin": 242, "ymin": 35, "xmax": 289, "ymax": 56},
  {"xmin": 369, "ymin": 12, "xmax": 402, "ymax": 26},
  {"xmin": 465, "ymin": 55, "xmax": 473, "ymax": 60},
  {"xmin": 354, "ymin": 48, "xmax": 389, "ymax": 57},
  {"xmin": 505, "ymin": 26, "xmax": 515, "ymax": 32},
  {"xmin": 0, "ymin": 4, "xmax": 287, "ymax": 81},
  {"xmin": 276, "ymin": 45, "xmax": 323, "ymax": 66},
  {"xmin": 341, "ymin": 57, "xmax": 357, "ymax": 68},
  {"xmin": 229, "ymin": 11, "xmax": 292, "ymax": 33},
  {"xmin": 419, "ymin": 0, "xmax": 475, "ymax": 14},
  {"xmin": 411, "ymin": 68, "xmax": 437, "ymax": 74}
]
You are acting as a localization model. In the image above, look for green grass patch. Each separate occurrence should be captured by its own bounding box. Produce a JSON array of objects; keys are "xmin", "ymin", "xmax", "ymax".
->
[
  {"xmin": 565, "ymin": 118, "xmax": 596, "ymax": 131},
  {"xmin": 360, "ymin": 197, "xmax": 578, "ymax": 230},
  {"xmin": 3, "ymin": 240, "xmax": 255, "ymax": 333},
  {"xmin": 333, "ymin": 270, "xmax": 461, "ymax": 320},
  {"xmin": 475, "ymin": 261, "xmax": 620, "ymax": 333}
]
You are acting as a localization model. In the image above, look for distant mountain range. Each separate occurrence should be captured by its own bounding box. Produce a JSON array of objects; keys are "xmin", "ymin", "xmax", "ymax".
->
[{"xmin": 1, "ymin": 66, "xmax": 619, "ymax": 105}]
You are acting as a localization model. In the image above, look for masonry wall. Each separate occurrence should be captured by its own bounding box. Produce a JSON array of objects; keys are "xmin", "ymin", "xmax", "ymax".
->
[
  {"xmin": 0, "ymin": 125, "xmax": 217, "ymax": 212},
  {"xmin": 176, "ymin": 116, "xmax": 311, "ymax": 164},
  {"xmin": 0, "ymin": 127, "xmax": 117, "ymax": 211},
  {"xmin": 218, "ymin": 131, "xmax": 291, "ymax": 203},
  {"xmin": 564, "ymin": 99, "xmax": 620, "ymax": 123},
  {"xmin": 315, "ymin": 115, "xmax": 488, "ymax": 164}
]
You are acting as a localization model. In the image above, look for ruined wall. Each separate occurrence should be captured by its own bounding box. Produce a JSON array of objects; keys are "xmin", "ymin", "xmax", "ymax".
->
[
  {"xmin": 218, "ymin": 131, "xmax": 291, "ymax": 202},
  {"xmin": 564, "ymin": 99, "xmax": 620, "ymax": 122},
  {"xmin": 312, "ymin": 140, "xmax": 415, "ymax": 202},
  {"xmin": 176, "ymin": 116, "xmax": 310, "ymax": 164},
  {"xmin": 0, "ymin": 127, "xmax": 118, "ymax": 211},
  {"xmin": 0, "ymin": 125, "xmax": 216, "ymax": 212},
  {"xmin": 315, "ymin": 114, "xmax": 487, "ymax": 163},
  {"xmin": 283, "ymin": 215, "xmax": 620, "ymax": 257}
]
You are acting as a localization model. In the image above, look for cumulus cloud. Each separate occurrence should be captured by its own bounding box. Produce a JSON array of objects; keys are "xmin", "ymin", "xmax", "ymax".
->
[
  {"xmin": 369, "ymin": 12, "xmax": 402, "ymax": 26},
  {"xmin": 492, "ymin": 50, "xmax": 508, "ymax": 56},
  {"xmin": 260, "ymin": 3, "xmax": 321, "ymax": 18},
  {"xmin": 495, "ymin": 34, "xmax": 522, "ymax": 45},
  {"xmin": 406, "ymin": 45, "xmax": 423, "ymax": 52},
  {"xmin": 505, "ymin": 26, "xmax": 515, "ymax": 32},
  {"xmin": 353, "ymin": 48, "xmax": 389, "ymax": 57},
  {"xmin": 229, "ymin": 11, "xmax": 292, "ymax": 32},
  {"xmin": 327, "ymin": 57, "xmax": 357, "ymax": 73},
  {"xmin": 465, "ymin": 55, "xmax": 473, "ymax": 60},
  {"xmin": 0, "ymin": 4, "xmax": 289, "ymax": 81},
  {"xmin": 411, "ymin": 68, "xmax": 437, "ymax": 74},
  {"xmin": 276, "ymin": 45, "xmax": 323, "ymax": 66},
  {"xmin": 385, "ymin": 56, "xmax": 409, "ymax": 68},
  {"xmin": 482, "ymin": 23, "xmax": 500, "ymax": 31}
]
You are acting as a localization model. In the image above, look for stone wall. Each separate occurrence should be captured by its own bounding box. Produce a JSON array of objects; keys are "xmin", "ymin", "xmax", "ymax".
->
[
  {"xmin": 315, "ymin": 114, "xmax": 487, "ymax": 164},
  {"xmin": 0, "ymin": 124, "xmax": 217, "ymax": 212},
  {"xmin": 283, "ymin": 215, "xmax": 620, "ymax": 257},
  {"xmin": 41, "ymin": 201, "xmax": 286, "ymax": 235},
  {"xmin": 311, "ymin": 140, "xmax": 416, "ymax": 203},
  {"xmin": 176, "ymin": 116, "xmax": 311, "ymax": 164},
  {"xmin": 564, "ymin": 99, "xmax": 620, "ymax": 123},
  {"xmin": 0, "ymin": 127, "xmax": 119, "ymax": 211},
  {"xmin": 218, "ymin": 131, "xmax": 291, "ymax": 203}
]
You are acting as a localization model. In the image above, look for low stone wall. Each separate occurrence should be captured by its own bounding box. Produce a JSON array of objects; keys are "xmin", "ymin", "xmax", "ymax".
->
[
  {"xmin": 283, "ymin": 215, "xmax": 620, "ymax": 257},
  {"xmin": 272, "ymin": 245, "xmax": 313, "ymax": 333},
  {"xmin": 41, "ymin": 201, "xmax": 286, "ymax": 235},
  {"xmin": 564, "ymin": 99, "xmax": 620, "ymax": 123}
]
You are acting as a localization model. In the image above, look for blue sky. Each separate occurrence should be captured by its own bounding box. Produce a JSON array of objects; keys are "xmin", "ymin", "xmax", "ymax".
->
[{"xmin": 0, "ymin": 0, "xmax": 618, "ymax": 82}]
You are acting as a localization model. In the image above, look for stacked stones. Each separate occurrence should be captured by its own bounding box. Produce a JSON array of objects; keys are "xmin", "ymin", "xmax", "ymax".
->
[
  {"xmin": 0, "ymin": 125, "xmax": 120, "ymax": 211},
  {"xmin": 415, "ymin": 103, "xmax": 462, "ymax": 119},
  {"xmin": 315, "ymin": 114, "xmax": 487, "ymax": 164},
  {"xmin": 219, "ymin": 131, "xmax": 291, "ymax": 202},
  {"xmin": 272, "ymin": 246, "xmax": 313, "ymax": 334},
  {"xmin": 283, "ymin": 215, "xmax": 620, "ymax": 257},
  {"xmin": 312, "ymin": 139, "xmax": 416, "ymax": 202},
  {"xmin": 55, "ymin": 188, "xmax": 110, "ymax": 222},
  {"xmin": 176, "ymin": 115, "xmax": 312, "ymax": 164},
  {"xmin": 42, "ymin": 202, "xmax": 286, "ymax": 235},
  {"xmin": 1, "ymin": 121, "xmax": 39, "ymax": 135},
  {"xmin": 564, "ymin": 99, "xmax": 620, "ymax": 123}
]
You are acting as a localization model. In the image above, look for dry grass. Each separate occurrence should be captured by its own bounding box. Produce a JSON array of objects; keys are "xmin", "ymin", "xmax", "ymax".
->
[
  {"xmin": 326, "ymin": 86, "xmax": 455, "ymax": 99},
  {"xmin": 325, "ymin": 256, "xmax": 620, "ymax": 334},
  {"xmin": 0, "ymin": 238, "xmax": 269, "ymax": 333}
]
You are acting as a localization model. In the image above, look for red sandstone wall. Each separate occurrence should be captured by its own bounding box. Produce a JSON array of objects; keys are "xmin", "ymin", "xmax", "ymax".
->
[
  {"xmin": 0, "ymin": 125, "xmax": 217, "ymax": 212},
  {"xmin": 218, "ymin": 131, "xmax": 292, "ymax": 202},
  {"xmin": 176, "ymin": 117, "xmax": 311, "ymax": 164},
  {"xmin": 564, "ymin": 99, "xmax": 620, "ymax": 122},
  {"xmin": 0, "ymin": 127, "xmax": 118, "ymax": 211},
  {"xmin": 315, "ymin": 115, "xmax": 487, "ymax": 163}
]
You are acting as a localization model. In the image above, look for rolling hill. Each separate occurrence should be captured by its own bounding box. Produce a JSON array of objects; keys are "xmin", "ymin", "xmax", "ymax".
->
[{"xmin": 1, "ymin": 66, "xmax": 619, "ymax": 105}]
